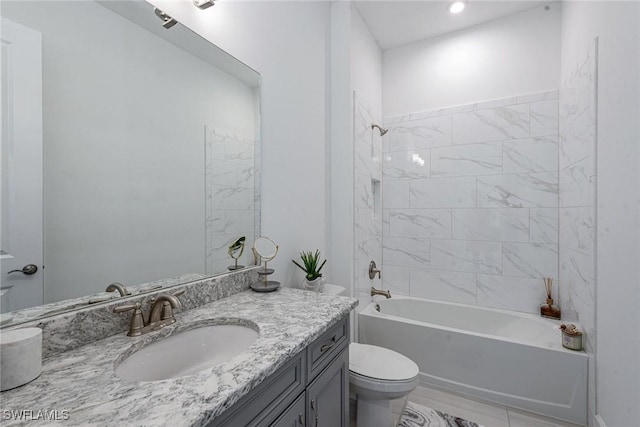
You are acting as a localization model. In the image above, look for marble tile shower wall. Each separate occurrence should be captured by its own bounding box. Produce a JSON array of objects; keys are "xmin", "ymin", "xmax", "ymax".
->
[
  {"xmin": 205, "ymin": 126, "xmax": 258, "ymax": 273},
  {"xmin": 354, "ymin": 95, "xmax": 384, "ymax": 316},
  {"xmin": 382, "ymin": 91, "xmax": 560, "ymax": 314},
  {"xmin": 559, "ymin": 41, "xmax": 597, "ymax": 354}
]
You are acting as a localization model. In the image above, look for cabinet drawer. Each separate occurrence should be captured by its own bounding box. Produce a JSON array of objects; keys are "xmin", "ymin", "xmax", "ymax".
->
[
  {"xmin": 211, "ymin": 350, "xmax": 306, "ymax": 427},
  {"xmin": 307, "ymin": 318, "xmax": 348, "ymax": 380}
]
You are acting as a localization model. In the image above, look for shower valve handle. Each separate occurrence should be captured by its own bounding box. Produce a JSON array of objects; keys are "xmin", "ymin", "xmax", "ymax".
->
[{"xmin": 369, "ymin": 260, "xmax": 381, "ymax": 280}]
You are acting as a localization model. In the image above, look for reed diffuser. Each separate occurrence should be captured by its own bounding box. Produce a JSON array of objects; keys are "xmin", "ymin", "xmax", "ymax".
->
[{"xmin": 540, "ymin": 277, "xmax": 561, "ymax": 319}]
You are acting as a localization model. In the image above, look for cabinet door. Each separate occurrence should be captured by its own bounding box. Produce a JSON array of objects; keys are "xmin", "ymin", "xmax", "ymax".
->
[
  {"xmin": 210, "ymin": 351, "xmax": 306, "ymax": 427},
  {"xmin": 307, "ymin": 349, "xmax": 349, "ymax": 427},
  {"xmin": 270, "ymin": 393, "xmax": 306, "ymax": 427}
]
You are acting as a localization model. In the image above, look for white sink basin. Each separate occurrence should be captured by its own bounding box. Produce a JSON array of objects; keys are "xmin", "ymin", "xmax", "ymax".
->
[{"xmin": 115, "ymin": 323, "xmax": 259, "ymax": 381}]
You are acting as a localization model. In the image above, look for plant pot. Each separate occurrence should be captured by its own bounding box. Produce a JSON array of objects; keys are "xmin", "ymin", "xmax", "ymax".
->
[{"xmin": 303, "ymin": 277, "xmax": 325, "ymax": 292}]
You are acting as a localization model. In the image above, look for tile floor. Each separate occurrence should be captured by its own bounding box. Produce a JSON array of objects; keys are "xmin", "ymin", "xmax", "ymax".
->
[{"xmin": 352, "ymin": 385, "xmax": 583, "ymax": 427}]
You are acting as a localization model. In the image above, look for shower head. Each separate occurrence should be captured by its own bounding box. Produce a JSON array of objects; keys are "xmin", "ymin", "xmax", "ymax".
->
[{"xmin": 371, "ymin": 124, "xmax": 389, "ymax": 136}]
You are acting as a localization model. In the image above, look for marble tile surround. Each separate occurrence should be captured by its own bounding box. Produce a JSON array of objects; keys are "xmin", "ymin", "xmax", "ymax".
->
[
  {"xmin": 205, "ymin": 126, "xmax": 259, "ymax": 274},
  {"xmin": 559, "ymin": 39, "xmax": 598, "ymax": 420},
  {"xmin": 3, "ymin": 268, "xmax": 260, "ymax": 358},
  {"xmin": 382, "ymin": 91, "xmax": 562, "ymax": 314},
  {"xmin": 558, "ymin": 41, "xmax": 597, "ymax": 339},
  {"xmin": 353, "ymin": 95, "xmax": 384, "ymax": 334}
]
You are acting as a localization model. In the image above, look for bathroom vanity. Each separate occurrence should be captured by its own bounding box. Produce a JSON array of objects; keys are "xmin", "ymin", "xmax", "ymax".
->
[
  {"xmin": 211, "ymin": 316, "xmax": 349, "ymax": 426},
  {"xmin": 0, "ymin": 287, "xmax": 356, "ymax": 426}
]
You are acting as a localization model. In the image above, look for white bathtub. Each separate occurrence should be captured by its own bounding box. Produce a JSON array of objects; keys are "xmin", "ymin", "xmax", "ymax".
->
[{"xmin": 358, "ymin": 297, "xmax": 587, "ymax": 425}]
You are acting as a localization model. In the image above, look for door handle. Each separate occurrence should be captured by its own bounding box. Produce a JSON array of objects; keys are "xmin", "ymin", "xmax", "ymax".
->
[
  {"xmin": 310, "ymin": 399, "xmax": 318, "ymax": 427},
  {"xmin": 8, "ymin": 264, "xmax": 38, "ymax": 275},
  {"xmin": 320, "ymin": 335, "xmax": 337, "ymax": 353}
]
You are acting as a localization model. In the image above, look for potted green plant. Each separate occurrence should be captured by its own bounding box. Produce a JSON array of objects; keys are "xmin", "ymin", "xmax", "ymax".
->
[{"xmin": 292, "ymin": 250, "xmax": 327, "ymax": 291}]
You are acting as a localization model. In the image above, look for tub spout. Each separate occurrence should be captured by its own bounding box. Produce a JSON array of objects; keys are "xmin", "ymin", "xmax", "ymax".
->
[{"xmin": 371, "ymin": 287, "xmax": 391, "ymax": 299}]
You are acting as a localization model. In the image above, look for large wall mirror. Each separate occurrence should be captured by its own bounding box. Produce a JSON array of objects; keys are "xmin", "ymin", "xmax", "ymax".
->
[{"xmin": 0, "ymin": 0, "xmax": 261, "ymax": 325}]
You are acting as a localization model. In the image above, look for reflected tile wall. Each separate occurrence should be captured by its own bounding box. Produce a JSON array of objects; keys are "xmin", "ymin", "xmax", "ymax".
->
[
  {"xmin": 382, "ymin": 90, "xmax": 560, "ymax": 314},
  {"xmin": 205, "ymin": 126, "xmax": 258, "ymax": 273}
]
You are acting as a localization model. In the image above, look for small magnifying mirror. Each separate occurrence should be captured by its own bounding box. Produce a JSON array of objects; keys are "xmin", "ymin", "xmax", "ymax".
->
[
  {"xmin": 250, "ymin": 236, "xmax": 281, "ymax": 293},
  {"xmin": 253, "ymin": 236, "xmax": 279, "ymax": 265}
]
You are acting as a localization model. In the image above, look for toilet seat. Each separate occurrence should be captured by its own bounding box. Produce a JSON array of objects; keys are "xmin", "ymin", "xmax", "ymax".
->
[
  {"xmin": 349, "ymin": 370, "xmax": 417, "ymax": 385},
  {"xmin": 349, "ymin": 342, "xmax": 419, "ymax": 382}
]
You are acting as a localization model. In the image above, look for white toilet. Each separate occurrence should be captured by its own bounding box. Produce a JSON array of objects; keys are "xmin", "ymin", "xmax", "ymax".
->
[
  {"xmin": 349, "ymin": 342, "xmax": 419, "ymax": 427},
  {"xmin": 320, "ymin": 283, "xmax": 348, "ymax": 296},
  {"xmin": 318, "ymin": 284, "xmax": 419, "ymax": 426}
]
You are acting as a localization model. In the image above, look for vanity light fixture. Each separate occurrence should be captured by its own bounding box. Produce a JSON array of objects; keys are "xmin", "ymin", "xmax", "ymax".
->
[
  {"xmin": 449, "ymin": 1, "xmax": 466, "ymax": 14},
  {"xmin": 154, "ymin": 8, "xmax": 177, "ymax": 29},
  {"xmin": 193, "ymin": 0, "xmax": 215, "ymax": 9}
]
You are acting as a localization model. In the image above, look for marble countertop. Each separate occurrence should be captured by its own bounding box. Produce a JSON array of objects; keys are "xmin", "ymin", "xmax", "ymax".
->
[{"xmin": 1, "ymin": 288, "xmax": 358, "ymax": 426}]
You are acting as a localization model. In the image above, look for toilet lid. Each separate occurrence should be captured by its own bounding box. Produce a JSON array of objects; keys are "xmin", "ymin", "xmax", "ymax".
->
[{"xmin": 349, "ymin": 343, "xmax": 418, "ymax": 381}]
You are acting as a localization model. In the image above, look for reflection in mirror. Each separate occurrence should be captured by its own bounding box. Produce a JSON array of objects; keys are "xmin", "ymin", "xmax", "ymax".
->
[
  {"xmin": 0, "ymin": 0, "xmax": 261, "ymax": 326},
  {"xmin": 227, "ymin": 237, "xmax": 246, "ymax": 271}
]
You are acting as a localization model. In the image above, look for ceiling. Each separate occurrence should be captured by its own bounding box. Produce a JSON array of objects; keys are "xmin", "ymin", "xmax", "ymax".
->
[{"xmin": 353, "ymin": 1, "xmax": 552, "ymax": 50}]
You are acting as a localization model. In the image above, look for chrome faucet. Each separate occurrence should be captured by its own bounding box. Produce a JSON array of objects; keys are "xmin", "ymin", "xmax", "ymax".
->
[
  {"xmin": 113, "ymin": 290, "xmax": 185, "ymax": 337},
  {"xmin": 370, "ymin": 287, "xmax": 391, "ymax": 299},
  {"xmin": 106, "ymin": 282, "xmax": 131, "ymax": 297}
]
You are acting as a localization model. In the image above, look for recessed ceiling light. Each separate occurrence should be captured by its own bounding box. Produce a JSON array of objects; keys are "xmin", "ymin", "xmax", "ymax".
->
[{"xmin": 449, "ymin": 1, "xmax": 466, "ymax": 14}]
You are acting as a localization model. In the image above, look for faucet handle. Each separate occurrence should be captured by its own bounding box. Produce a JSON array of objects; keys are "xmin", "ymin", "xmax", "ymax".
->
[
  {"xmin": 369, "ymin": 261, "xmax": 382, "ymax": 280},
  {"xmin": 160, "ymin": 302, "xmax": 175, "ymax": 322},
  {"xmin": 113, "ymin": 302, "xmax": 144, "ymax": 337},
  {"xmin": 113, "ymin": 302, "xmax": 140, "ymax": 313},
  {"xmin": 160, "ymin": 290, "xmax": 185, "ymax": 321}
]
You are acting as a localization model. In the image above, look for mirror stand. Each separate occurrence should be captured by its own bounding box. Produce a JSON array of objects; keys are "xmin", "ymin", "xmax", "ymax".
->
[{"xmin": 250, "ymin": 237, "xmax": 280, "ymax": 293}]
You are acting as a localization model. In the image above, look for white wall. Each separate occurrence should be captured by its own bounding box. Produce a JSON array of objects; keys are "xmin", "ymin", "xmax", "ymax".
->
[
  {"xmin": 329, "ymin": 2, "xmax": 353, "ymax": 294},
  {"xmin": 153, "ymin": 0, "xmax": 332, "ymax": 284},
  {"xmin": 560, "ymin": 2, "xmax": 640, "ymax": 426},
  {"xmin": 382, "ymin": 4, "xmax": 561, "ymax": 117},
  {"xmin": 351, "ymin": 6, "xmax": 382, "ymax": 117}
]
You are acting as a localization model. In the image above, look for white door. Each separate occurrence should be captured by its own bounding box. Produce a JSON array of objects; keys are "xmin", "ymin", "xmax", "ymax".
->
[{"xmin": 0, "ymin": 17, "xmax": 43, "ymax": 312}]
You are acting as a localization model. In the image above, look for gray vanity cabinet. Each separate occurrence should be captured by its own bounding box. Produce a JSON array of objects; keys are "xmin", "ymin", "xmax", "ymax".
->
[
  {"xmin": 271, "ymin": 393, "xmax": 306, "ymax": 427},
  {"xmin": 306, "ymin": 349, "xmax": 349, "ymax": 427},
  {"xmin": 209, "ymin": 316, "xmax": 349, "ymax": 427}
]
